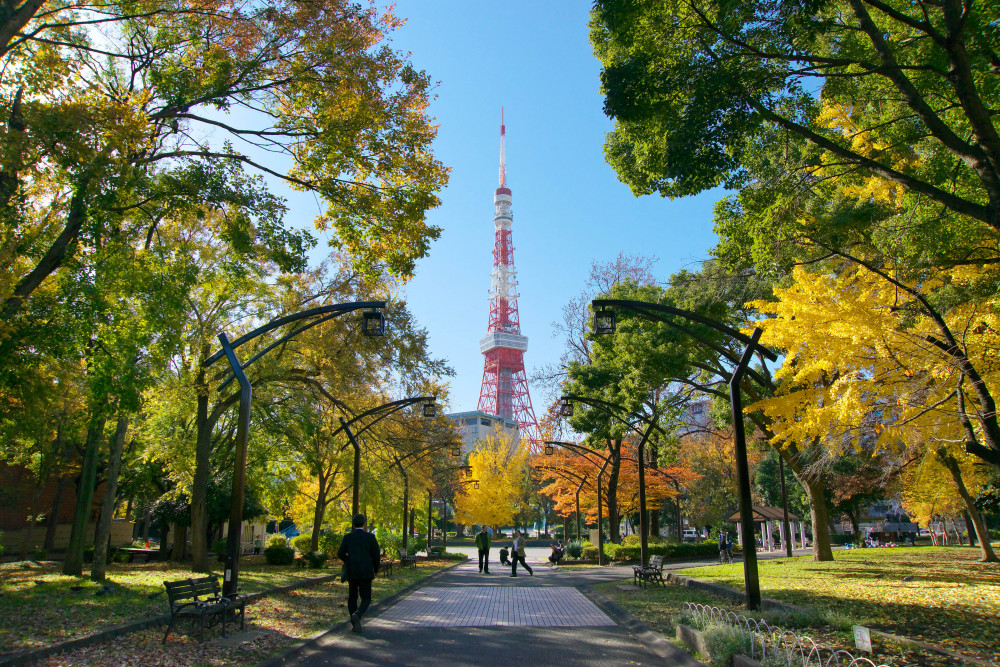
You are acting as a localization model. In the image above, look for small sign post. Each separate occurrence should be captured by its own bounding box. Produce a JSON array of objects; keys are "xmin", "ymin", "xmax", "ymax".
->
[{"xmin": 853, "ymin": 625, "xmax": 872, "ymax": 653}]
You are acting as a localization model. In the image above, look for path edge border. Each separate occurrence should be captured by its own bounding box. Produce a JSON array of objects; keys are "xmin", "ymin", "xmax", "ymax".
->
[
  {"xmin": 578, "ymin": 584, "xmax": 706, "ymax": 667},
  {"xmin": 257, "ymin": 560, "xmax": 466, "ymax": 667}
]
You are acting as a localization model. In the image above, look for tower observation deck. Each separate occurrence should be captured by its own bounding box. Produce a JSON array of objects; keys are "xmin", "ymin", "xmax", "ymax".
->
[{"xmin": 476, "ymin": 116, "xmax": 539, "ymax": 449}]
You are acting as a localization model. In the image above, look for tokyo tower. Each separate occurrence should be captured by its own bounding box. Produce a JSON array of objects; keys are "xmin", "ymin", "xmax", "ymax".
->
[{"xmin": 477, "ymin": 115, "xmax": 539, "ymax": 448}]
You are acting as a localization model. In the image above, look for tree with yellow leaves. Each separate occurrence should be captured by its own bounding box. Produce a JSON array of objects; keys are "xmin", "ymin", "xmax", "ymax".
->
[
  {"xmin": 750, "ymin": 263, "xmax": 998, "ymax": 561},
  {"xmin": 452, "ymin": 425, "xmax": 531, "ymax": 531}
]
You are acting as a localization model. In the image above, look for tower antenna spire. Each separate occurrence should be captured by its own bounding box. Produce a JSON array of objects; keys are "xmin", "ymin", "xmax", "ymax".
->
[
  {"xmin": 478, "ymin": 114, "xmax": 539, "ymax": 450},
  {"xmin": 499, "ymin": 108, "xmax": 507, "ymax": 188}
]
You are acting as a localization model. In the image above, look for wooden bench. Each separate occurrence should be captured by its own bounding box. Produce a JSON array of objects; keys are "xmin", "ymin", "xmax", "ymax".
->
[
  {"xmin": 114, "ymin": 547, "xmax": 162, "ymax": 562},
  {"xmin": 632, "ymin": 554, "xmax": 666, "ymax": 589},
  {"xmin": 162, "ymin": 575, "xmax": 246, "ymax": 643},
  {"xmin": 398, "ymin": 548, "xmax": 417, "ymax": 569},
  {"xmin": 379, "ymin": 556, "xmax": 395, "ymax": 578}
]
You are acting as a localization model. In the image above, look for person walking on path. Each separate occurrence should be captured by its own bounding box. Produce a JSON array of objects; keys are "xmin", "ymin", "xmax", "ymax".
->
[
  {"xmin": 510, "ymin": 529, "xmax": 533, "ymax": 577},
  {"xmin": 337, "ymin": 513, "xmax": 381, "ymax": 633},
  {"xmin": 475, "ymin": 525, "xmax": 491, "ymax": 574}
]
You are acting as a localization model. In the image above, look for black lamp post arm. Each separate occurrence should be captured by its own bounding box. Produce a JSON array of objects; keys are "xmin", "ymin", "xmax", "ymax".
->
[
  {"xmin": 561, "ymin": 394, "xmax": 667, "ymax": 439},
  {"xmin": 205, "ymin": 301, "xmax": 387, "ymax": 367}
]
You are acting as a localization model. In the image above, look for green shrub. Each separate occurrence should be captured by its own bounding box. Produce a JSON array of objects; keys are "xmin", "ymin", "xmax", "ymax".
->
[
  {"xmin": 318, "ymin": 531, "xmax": 343, "ymax": 559},
  {"xmin": 622, "ymin": 534, "xmax": 642, "ymax": 547},
  {"xmin": 828, "ymin": 534, "xmax": 854, "ymax": 546},
  {"xmin": 291, "ymin": 533, "xmax": 313, "ymax": 554},
  {"xmin": 701, "ymin": 624, "xmax": 751, "ymax": 667},
  {"xmin": 408, "ymin": 537, "xmax": 427, "ymax": 555},
  {"xmin": 264, "ymin": 536, "xmax": 295, "ymax": 565},
  {"xmin": 0, "ymin": 529, "xmax": 5, "ymax": 557},
  {"xmin": 581, "ymin": 546, "xmax": 600, "ymax": 560},
  {"xmin": 211, "ymin": 539, "xmax": 227, "ymax": 562},
  {"xmin": 266, "ymin": 534, "xmax": 289, "ymax": 549},
  {"xmin": 429, "ymin": 545, "xmax": 445, "ymax": 555},
  {"xmin": 32, "ymin": 545, "xmax": 48, "ymax": 561},
  {"xmin": 604, "ymin": 541, "xmax": 719, "ymax": 561},
  {"xmin": 566, "ymin": 540, "xmax": 584, "ymax": 559},
  {"xmin": 305, "ymin": 550, "xmax": 328, "ymax": 568},
  {"xmin": 375, "ymin": 527, "xmax": 403, "ymax": 556}
]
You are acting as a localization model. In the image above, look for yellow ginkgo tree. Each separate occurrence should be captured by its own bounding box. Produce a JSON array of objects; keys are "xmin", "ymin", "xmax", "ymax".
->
[
  {"xmin": 749, "ymin": 263, "xmax": 998, "ymax": 561},
  {"xmin": 452, "ymin": 425, "xmax": 531, "ymax": 531}
]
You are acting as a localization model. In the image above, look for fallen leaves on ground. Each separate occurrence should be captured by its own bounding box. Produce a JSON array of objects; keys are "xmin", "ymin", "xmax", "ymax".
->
[
  {"xmin": 0, "ymin": 558, "xmax": 450, "ymax": 665},
  {"xmin": 676, "ymin": 546, "xmax": 1000, "ymax": 664}
]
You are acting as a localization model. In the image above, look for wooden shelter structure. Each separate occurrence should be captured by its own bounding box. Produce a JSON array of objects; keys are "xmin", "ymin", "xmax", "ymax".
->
[{"xmin": 726, "ymin": 505, "xmax": 807, "ymax": 552}]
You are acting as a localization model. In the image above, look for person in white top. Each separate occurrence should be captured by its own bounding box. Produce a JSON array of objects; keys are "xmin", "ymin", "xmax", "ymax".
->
[{"xmin": 510, "ymin": 530, "xmax": 533, "ymax": 577}]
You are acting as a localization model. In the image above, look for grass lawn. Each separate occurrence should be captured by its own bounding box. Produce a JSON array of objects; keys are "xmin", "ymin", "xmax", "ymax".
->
[
  {"xmin": 0, "ymin": 557, "xmax": 451, "ymax": 661},
  {"xmin": 677, "ymin": 546, "xmax": 1000, "ymax": 665}
]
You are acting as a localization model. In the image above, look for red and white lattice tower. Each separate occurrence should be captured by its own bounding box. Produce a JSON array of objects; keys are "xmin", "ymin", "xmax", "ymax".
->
[{"xmin": 476, "ymin": 115, "xmax": 539, "ymax": 449}]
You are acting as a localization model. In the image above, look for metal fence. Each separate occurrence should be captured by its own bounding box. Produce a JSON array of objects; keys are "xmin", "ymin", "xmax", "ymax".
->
[{"xmin": 683, "ymin": 602, "xmax": 889, "ymax": 667}]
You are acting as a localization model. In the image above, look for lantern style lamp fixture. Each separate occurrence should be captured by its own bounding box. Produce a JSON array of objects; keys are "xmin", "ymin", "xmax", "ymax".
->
[
  {"xmin": 544, "ymin": 443, "xmax": 554, "ymax": 456},
  {"xmin": 362, "ymin": 309, "xmax": 386, "ymax": 337},
  {"xmin": 451, "ymin": 445, "xmax": 461, "ymax": 457},
  {"xmin": 422, "ymin": 400, "xmax": 437, "ymax": 418},
  {"xmin": 594, "ymin": 307, "xmax": 616, "ymax": 335},
  {"xmin": 559, "ymin": 397, "xmax": 574, "ymax": 417}
]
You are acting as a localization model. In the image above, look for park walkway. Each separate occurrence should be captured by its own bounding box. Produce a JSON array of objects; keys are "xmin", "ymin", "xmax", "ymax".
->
[{"xmin": 271, "ymin": 556, "xmax": 702, "ymax": 666}]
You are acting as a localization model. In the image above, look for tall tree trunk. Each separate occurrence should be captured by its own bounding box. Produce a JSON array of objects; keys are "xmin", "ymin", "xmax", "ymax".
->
[
  {"xmin": 802, "ymin": 475, "xmax": 834, "ymax": 561},
  {"xmin": 939, "ymin": 453, "xmax": 998, "ymax": 562},
  {"xmin": 172, "ymin": 523, "xmax": 187, "ymax": 562},
  {"xmin": 44, "ymin": 479, "xmax": 68, "ymax": 551},
  {"xmin": 63, "ymin": 408, "xmax": 108, "ymax": 576},
  {"xmin": 91, "ymin": 416, "xmax": 128, "ymax": 582},
  {"xmin": 311, "ymin": 473, "xmax": 327, "ymax": 552},
  {"xmin": 158, "ymin": 520, "xmax": 170, "ymax": 557},
  {"xmin": 190, "ymin": 358, "xmax": 212, "ymax": 572},
  {"xmin": 606, "ymin": 440, "xmax": 621, "ymax": 543}
]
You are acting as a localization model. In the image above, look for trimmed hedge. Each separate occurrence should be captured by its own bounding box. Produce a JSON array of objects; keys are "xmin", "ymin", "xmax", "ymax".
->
[{"xmin": 604, "ymin": 541, "xmax": 719, "ymax": 561}]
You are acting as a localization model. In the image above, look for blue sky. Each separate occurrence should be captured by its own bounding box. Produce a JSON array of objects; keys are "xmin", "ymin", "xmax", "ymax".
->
[{"xmin": 348, "ymin": 2, "xmax": 723, "ymax": 413}]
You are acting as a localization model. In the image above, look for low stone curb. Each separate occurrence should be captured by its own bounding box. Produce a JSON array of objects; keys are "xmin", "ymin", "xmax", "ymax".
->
[
  {"xmin": 577, "ymin": 584, "xmax": 705, "ymax": 667},
  {"xmin": 0, "ymin": 571, "xmax": 337, "ymax": 667},
  {"xmin": 258, "ymin": 560, "xmax": 466, "ymax": 667}
]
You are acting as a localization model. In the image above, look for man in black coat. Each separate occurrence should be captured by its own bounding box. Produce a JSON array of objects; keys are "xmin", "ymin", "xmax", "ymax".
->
[{"xmin": 337, "ymin": 513, "xmax": 381, "ymax": 632}]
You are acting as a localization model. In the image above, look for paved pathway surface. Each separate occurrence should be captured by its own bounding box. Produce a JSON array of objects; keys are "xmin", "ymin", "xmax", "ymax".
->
[
  {"xmin": 371, "ymin": 586, "xmax": 615, "ymax": 628},
  {"xmin": 278, "ymin": 556, "xmax": 698, "ymax": 666}
]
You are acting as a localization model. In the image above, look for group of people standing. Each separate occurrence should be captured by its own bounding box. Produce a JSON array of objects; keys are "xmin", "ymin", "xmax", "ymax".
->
[{"xmin": 476, "ymin": 526, "xmax": 533, "ymax": 576}]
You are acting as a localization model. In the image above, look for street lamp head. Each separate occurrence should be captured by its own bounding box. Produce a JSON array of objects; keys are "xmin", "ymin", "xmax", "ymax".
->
[
  {"xmin": 451, "ymin": 445, "xmax": 461, "ymax": 457},
  {"xmin": 559, "ymin": 397, "xmax": 574, "ymax": 417},
  {"xmin": 645, "ymin": 445, "xmax": 658, "ymax": 469},
  {"xmin": 594, "ymin": 307, "xmax": 616, "ymax": 335},
  {"xmin": 362, "ymin": 310, "xmax": 386, "ymax": 337},
  {"xmin": 544, "ymin": 444, "xmax": 554, "ymax": 456},
  {"xmin": 423, "ymin": 401, "xmax": 437, "ymax": 418},
  {"xmin": 474, "ymin": 481, "xmax": 480, "ymax": 490}
]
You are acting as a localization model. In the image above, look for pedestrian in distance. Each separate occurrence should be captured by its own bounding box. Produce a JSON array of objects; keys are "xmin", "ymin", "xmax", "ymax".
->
[
  {"xmin": 337, "ymin": 513, "xmax": 381, "ymax": 633},
  {"xmin": 476, "ymin": 525, "xmax": 491, "ymax": 574},
  {"xmin": 510, "ymin": 529, "xmax": 533, "ymax": 577}
]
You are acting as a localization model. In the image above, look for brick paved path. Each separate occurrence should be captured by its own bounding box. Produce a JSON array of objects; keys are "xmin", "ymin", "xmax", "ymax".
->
[
  {"xmin": 272, "ymin": 557, "xmax": 701, "ymax": 666},
  {"xmin": 370, "ymin": 586, "xmax": 614, "ymax": 628}
]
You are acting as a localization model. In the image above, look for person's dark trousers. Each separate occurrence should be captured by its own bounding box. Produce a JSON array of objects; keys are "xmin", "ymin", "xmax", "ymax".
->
[
  {"xmin": 348, "ymin": 578, "xmax": 374, "ymax": 617},
  {"xmin": 478, "ymin": 549, "xmax": 490, "ymax": 573},
  {"xmin": 511, "ymin": 554, "xmax": 532, "ymax": 576}
]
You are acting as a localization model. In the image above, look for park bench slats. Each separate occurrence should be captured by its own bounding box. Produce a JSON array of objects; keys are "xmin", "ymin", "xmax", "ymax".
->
[
  {"xmin": 632, "ymin": 554, "xmax": 666, "ymax": 589},
  {"xmin": 162, "ymin": 575, "xmax": 246, "ymax": 643}
]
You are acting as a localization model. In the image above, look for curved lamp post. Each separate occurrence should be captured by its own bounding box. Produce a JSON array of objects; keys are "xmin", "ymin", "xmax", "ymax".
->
[
  {"xmin": 203, "ymin": 301, "xmax": 386, "ymax": 597},
  {"xmin": 544, "ymin": 441, "xmax": 611, "ymax": 565},
  {"xmin": 592, "ymin": 298, "xmax": 778, "ymax": 610},
  {"xmin": 559, "ymin": 394, "xmax": 664, "ymax": 567},
  {"xmin": 332, "ymin": 396, "xmax": 440, "ymax": 521},
  {"xmin": 428, "ymin": 465, "xmax": 472, "ymax": 552}
]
